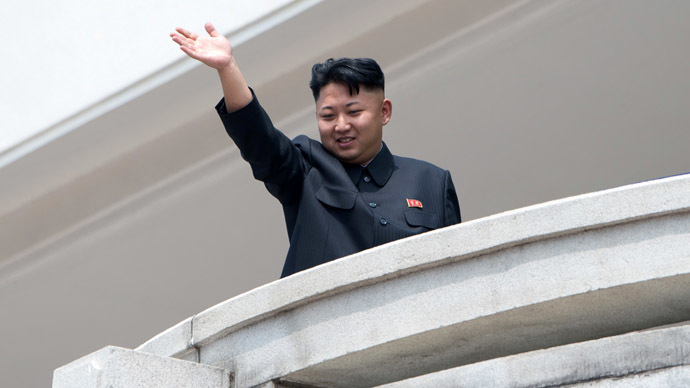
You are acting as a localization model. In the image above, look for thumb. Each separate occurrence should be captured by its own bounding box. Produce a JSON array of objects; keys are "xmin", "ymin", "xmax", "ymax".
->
[{"xmin": 205, "ymin": 22, "xmax": 220, "ymax": 37}]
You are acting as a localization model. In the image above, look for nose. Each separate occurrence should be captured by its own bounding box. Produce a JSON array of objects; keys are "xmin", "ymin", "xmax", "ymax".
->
[{"xmin": 334, "ymin": 115, "xmax": 351, "ymax": 131}]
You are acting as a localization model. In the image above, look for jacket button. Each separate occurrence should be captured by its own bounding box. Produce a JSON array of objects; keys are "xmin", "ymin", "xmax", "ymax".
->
[
  {"xmin": 379, "ymin": 218, "xmax": 388, "ymax": 225},
  {"xmin": 369, "ymin": 202, "xmax": 377, "ymax": 208},
  {"xmin": 363, "ymin": 176, "xmax": 371, "ymax": 183}
]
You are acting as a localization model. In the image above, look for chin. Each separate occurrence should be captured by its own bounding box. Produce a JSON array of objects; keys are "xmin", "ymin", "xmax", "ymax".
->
[
  {"xmin": 334, "ymin": 152, "xmax": 360, "ymax": 164},
  {"xmin": 336, "ymin": 155, "xmax": 356, "ymax": 164},
  {"xmin": 326, "ymin": 146, "xmax": 353, "ymax": 161}
]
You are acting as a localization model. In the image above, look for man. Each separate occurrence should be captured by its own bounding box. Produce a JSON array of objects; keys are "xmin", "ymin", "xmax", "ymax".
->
[{"xmin": 171, "ymin": 23, "xmax": 461, "ymax": 277}]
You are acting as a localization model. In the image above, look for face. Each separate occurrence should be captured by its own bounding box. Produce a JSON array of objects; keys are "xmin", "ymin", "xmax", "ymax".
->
[{"xmin": 316, "ymin": 82, "xmax": 392, "ymax": 165}]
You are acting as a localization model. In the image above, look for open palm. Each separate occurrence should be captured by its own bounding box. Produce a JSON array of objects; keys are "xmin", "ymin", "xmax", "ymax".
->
[{"xmin": 170, "ymin": 22, "xmax": 232, "ymax": 70}]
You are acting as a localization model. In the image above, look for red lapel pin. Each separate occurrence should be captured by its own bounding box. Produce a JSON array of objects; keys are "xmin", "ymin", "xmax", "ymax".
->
[{"xmin": 406, "ymin": 198, "xmax": 423, "ymax": 208}]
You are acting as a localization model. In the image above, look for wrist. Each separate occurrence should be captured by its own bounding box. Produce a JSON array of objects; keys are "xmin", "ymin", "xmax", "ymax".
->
[{"xmin": 217, "ymin": 56, "xmax": 238, "ymax": 73}]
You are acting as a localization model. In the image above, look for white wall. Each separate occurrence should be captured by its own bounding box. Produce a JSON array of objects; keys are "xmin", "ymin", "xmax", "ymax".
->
[{"xmin": 0, "ymin": 0, "xmax": 294, "ymax": 152}]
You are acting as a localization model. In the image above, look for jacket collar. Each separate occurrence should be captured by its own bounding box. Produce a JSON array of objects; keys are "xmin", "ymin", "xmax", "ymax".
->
[{"xmin": 344, "ymin": 142, "xmax": 394, "ymax": 187}]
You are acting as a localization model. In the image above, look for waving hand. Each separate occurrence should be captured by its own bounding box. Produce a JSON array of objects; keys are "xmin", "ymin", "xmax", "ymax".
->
[
  {"xmin": 170, "ymin": 22, "xmax": 252, "ymax": 111},
  {"xmin": 170, "ymin": 22, "xmax": 232, "ymax": 70}
]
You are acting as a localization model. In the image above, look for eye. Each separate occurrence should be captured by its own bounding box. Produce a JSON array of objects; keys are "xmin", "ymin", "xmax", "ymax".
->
[
  {"xmin": 349, "ymin": 109, "xmax": 362, "ymax": 116},
  {"xmin": 320, "ymin": 114, "xmax": 335, "ymax": 120}
]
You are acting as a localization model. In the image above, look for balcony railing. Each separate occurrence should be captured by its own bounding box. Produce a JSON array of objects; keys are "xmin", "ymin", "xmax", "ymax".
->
[{"xmin": 54, "ymin": 173, "xmax": 690, "ymax": 387}]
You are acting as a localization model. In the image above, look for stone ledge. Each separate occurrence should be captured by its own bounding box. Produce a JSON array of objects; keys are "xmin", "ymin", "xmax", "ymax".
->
[
  {"xmin": 191, "ymin": 174, "xmax": 690, "ymax": 348},
  {"xmin": 377, "ymin": 323, "xmax": 690, "ymax": 387},
  {"xmin": 53, "ymin": 346, "xmax": 230, "ymax": 388},
  {"xmin": 131, "ymin": 174, "xmax": 690, "ymax": 387},
  {"xmin": 199, "ymin": 213, "xmax": 690, "ymax": 386},
  {"xmin": 136, "ymin": 316, "xmax": 194, "ymax": 361}
]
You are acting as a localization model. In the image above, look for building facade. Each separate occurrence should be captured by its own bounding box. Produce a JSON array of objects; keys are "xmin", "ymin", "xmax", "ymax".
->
[{"xmin": 2, "ymin": 1, "xmax": 690, "ymax": 386}]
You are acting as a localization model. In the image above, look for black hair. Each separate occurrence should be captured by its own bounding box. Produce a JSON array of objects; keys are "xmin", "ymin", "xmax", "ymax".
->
[{"xmin": 309, "ymin": 58, "xmax": 385, "ymax": 101}]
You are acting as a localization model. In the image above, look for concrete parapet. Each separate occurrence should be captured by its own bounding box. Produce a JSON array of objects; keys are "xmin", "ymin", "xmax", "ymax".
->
[
  {"xmin": 136, "ymin": 317, "xmax": 196, "ymax": 361},
  {"xmin": 53, "ymin": 346, "xmax": 230, "ymax": 388},
  {"xmin": 378, "ymin": 323, "xmax": 690, "ymax": 387},
  {"xmin": 54, "ymin": 174, "xmax": 690, "ymax": 387},
  {"xmin": 192, "ymin": 174, "xmax": 690, "ymax": 387}
]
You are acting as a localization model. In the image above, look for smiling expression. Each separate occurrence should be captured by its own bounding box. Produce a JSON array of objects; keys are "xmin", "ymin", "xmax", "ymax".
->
[{"xmin": 316, "ymin": 82, "xmax": 392, "ymax": 165}]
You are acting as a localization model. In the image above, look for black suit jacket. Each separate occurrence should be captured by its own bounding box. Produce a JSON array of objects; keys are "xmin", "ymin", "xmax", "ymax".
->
[{"xmin": 216, "ymin": 92, "xmax": 461, "ymax": 277}]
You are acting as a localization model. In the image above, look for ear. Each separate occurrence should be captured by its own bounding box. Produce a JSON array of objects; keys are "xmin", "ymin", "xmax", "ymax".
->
[{"xmin": 381, "ymin": 98, "xmax": 392, "ymax": 126}]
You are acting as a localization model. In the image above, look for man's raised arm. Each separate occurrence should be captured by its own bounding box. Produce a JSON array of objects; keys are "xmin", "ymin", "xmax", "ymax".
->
[{"xmin": 170, "ymin": 22, "xmax": 252, "ymax": 112}]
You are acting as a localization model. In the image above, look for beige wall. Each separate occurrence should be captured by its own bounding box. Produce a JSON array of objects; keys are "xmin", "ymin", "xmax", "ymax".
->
[{"xmin": 2, "ymin": 1, "xmax": 690, "ymax": 387}]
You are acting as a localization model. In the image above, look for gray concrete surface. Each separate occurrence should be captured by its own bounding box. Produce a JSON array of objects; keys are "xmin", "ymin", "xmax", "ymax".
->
[
  {"xmin": 141, "ymin": 174, "xmax": 690, "ymax": 387},
  {"xmin": 53, "ymin": 346, "xmax": 230, "ymax": 388},
  {"xmin": 378, "ymin": 323, "xmax": 690, "ymax": 387},
  {"xmin": 136, "ymin": 317, "xmax": 196, "ymax": 361},
  {"xmin": 55, "ymin": 174, "xmax": 690, "ymax": 387}
]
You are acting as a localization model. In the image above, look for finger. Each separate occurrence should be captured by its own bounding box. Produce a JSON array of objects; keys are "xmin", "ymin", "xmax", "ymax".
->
[
  {"xmin": 170, "ymin": 33, "xmax": 193, "ymax": 49},
  {"xmin": 169, "ymin": 32, "xmax": 184, "ymax": 42},
  {"xmin": 175, "ymin": 27, "xmax": 199, "ymax": 40},
  {"xmin": 175, "ymin": 27, "xmax": 191, "ymax": 37},
  {"xmin": 180, "ymin": 45, "xmax": 201, "ymax": 60},
  {"xmin": 205, "ymin": 22, "xmax": 220, "ymax": 37}
]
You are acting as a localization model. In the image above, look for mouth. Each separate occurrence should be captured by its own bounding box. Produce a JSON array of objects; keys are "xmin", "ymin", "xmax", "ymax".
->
[{"xmin": 336, "ymin": 137, "xmax": 355, "ymax": 146}]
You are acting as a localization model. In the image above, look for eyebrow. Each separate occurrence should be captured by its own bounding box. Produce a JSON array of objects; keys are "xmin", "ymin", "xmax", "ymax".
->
[{"xmin": 320, "ymin": 101, "xmax": 361, "ymax": 111}]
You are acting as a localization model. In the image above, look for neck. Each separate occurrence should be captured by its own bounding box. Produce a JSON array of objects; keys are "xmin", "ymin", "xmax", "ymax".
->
[{"xmin": 360, "ymin": 143, "xmax": 384, "ymax": 167}]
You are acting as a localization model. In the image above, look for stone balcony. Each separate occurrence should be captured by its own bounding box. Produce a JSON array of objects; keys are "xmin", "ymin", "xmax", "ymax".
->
[{"xmin": 53, "ymin": 173, "xmax": 690, "ymax": 387}]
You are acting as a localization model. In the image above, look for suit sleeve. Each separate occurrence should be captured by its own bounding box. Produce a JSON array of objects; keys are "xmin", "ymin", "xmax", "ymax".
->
[
  {"xmin": 215, "ymin": 90, "xmax": 308, "ymax": 205},
  {"xmin": 443, "ymin": 170, "xmax": 462, "ymax": 226}
]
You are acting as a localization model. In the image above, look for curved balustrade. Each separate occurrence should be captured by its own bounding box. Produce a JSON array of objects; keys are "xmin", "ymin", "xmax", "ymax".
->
[{"xmin": 55, "ymin": 174, "xmax": 690, "ymax": 387}]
